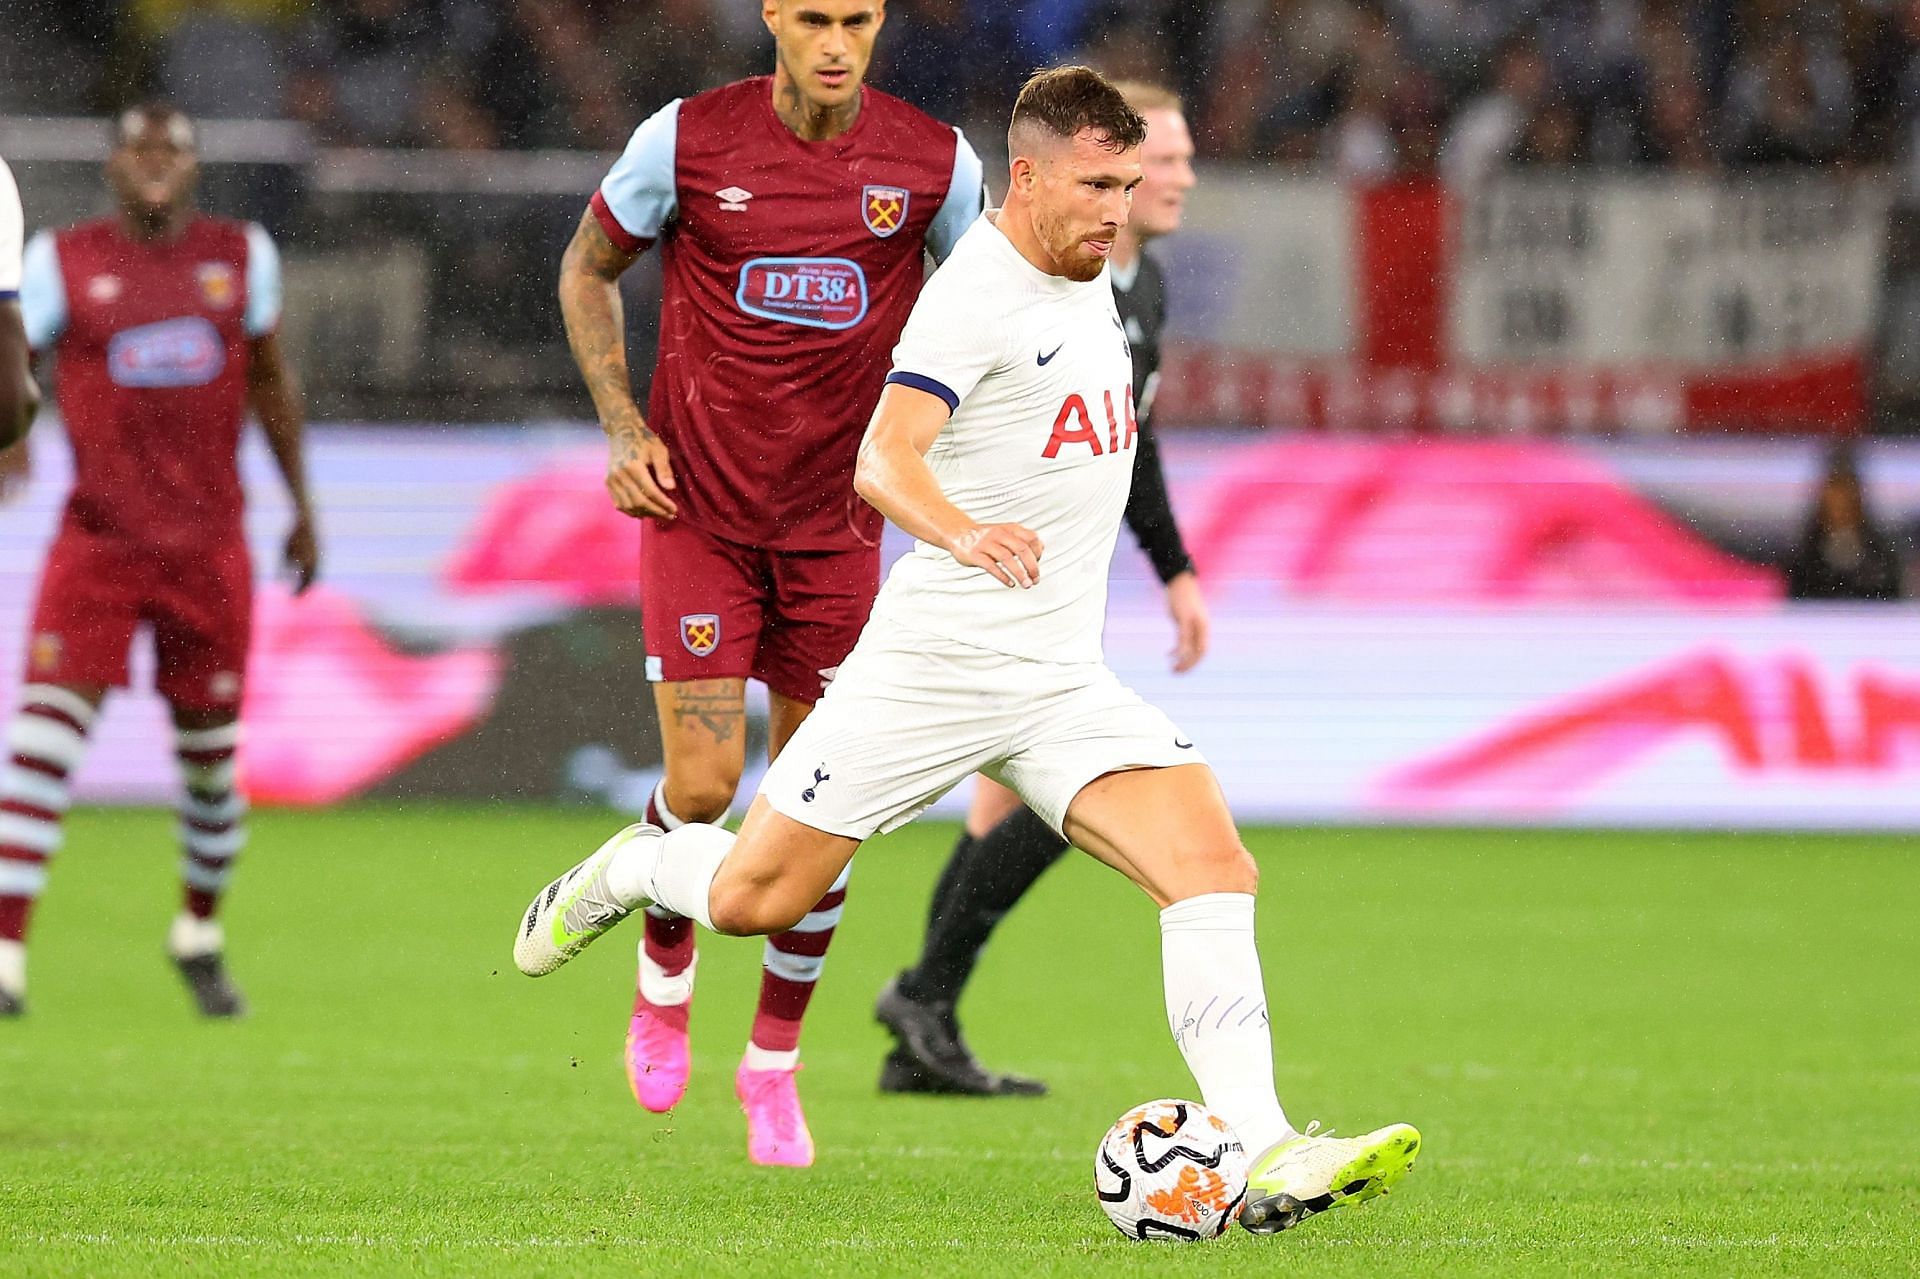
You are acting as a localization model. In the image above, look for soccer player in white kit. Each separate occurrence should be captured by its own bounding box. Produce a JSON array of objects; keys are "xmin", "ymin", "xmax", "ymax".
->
[
  {"xmin": 0, "ymin": 154, "xmax": 40, "ymax": 451},
  {"xmin": 512, "ymin": 66, "xmax": 1420, "ymax": 1232}
]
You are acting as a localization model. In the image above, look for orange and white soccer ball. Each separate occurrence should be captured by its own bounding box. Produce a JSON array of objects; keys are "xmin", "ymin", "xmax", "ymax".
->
[{"xmin": 1093, "ymin": 1099, "xmax": 1250, "ymax": 1241}]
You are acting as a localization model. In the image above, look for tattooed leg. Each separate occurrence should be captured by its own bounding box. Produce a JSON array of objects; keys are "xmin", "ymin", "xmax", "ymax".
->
[{"xmin": 652, "ymin": 678, "xmax": 749, "ymax": 823}]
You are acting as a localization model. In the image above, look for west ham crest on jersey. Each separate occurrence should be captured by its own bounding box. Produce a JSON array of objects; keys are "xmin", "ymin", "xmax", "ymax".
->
[
  {"xmin": 862, "ymin": 185, "xmax": 909, "ymax": 238},
  {"xmin": 679, "ymin": 613, "xmax": 720, "ymax": 657},
  {"xmin": 197, "ymin": 261, "xmax": 237, "ymax": 308}
]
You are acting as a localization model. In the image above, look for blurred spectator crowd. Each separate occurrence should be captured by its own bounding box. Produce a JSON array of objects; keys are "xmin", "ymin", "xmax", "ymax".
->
[{"xmin": 5, "ymin": 0, "xmax": 1920, "ymax": 175}]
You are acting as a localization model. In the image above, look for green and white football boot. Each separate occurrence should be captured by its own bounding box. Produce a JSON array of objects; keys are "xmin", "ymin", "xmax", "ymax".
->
[
  {"xmin": 1238, "ymin": 1121, "xmax": 1421, "ymax": 1234},
  {"xmin": 513, "ymin": 824, "xmax": 658, "ymax": 977}
]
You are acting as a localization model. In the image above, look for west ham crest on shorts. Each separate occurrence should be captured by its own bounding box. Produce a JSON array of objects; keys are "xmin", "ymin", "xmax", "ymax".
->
[
  {"xmin": 862, "ymin": 185, "xmax": 909, "ymax": 238},
  {"xmin": 679, "ymin": 613, "xmax": 720, "ymax": 657}
]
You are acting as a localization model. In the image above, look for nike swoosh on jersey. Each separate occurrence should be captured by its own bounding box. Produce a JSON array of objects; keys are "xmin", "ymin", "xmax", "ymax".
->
[{"xmin": 1037, "ymin": 344, "xmax": 1063, "ymax": 365}]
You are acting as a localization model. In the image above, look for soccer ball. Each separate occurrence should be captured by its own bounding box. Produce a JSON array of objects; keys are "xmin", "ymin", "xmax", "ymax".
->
[{"xmin": 1093, "ymin": 1099, "xmax": 1249, "ymax": 1241}]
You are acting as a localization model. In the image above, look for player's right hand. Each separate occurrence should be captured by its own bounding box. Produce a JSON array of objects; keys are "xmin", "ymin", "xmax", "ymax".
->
[
  {"xmin": 604, "ymin": 416, "xmax": 677, "ymax": 520},
  {"xmin": 948, "ymin": 523, "xmax": 1043, "ymax": 589}
]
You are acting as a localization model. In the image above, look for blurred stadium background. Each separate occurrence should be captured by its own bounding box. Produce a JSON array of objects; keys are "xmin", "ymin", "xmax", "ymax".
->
[{"xmin": 4, "ymin": 0, "xmax": 1919, "ymax": 829}]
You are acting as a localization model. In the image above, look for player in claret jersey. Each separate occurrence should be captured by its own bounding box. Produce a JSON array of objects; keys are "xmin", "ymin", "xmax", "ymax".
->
[
  {"xmin": 520, "ymin": 66, "xmax": 1420, "ymax": 1233},
  {"xmin": 0, "ymin": 106, "xmax": 318, "ymax": 1019},
  {"xmin": 556, "ymin": 0, "xmax": 983, "ymax": 1165}
]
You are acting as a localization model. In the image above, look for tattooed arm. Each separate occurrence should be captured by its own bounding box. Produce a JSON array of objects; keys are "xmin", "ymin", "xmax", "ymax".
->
[{"xmin": 557, "ymin": 210, "xmax": 678, "ymax": 519}]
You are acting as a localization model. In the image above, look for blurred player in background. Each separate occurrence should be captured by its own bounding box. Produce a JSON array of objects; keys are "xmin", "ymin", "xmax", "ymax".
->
[
  {"xmin": 557, "ymin": 0, "xmax": 983, "ymax": 1165},
  {"xmin": 518, "ymin": 66, "xmax": 1420, "ymax": 1233},
  {"xmin": 0, "ymin": 153, "xmax": 39, "ymax": 450},
  {"xmin": 0, "ymin": 105, "xmax": 318, "ymax": 1018},
  {"xmin": 875, "ymin": 80, "xmax": 1205, "ymax": 1098}
]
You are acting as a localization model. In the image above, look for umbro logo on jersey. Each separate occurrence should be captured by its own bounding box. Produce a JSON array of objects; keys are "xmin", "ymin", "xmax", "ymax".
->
[
  {"xmin": 1037, "ymin": 343, "xmax": 1063, "ymax": 366},
  {"xmin": 716, "ymin": 186, "xmax": 753, "ymax": 212}
]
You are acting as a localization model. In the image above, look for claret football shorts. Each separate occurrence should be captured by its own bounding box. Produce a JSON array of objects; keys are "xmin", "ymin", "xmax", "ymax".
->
[
  {"xmin": 25, "ymin": 531, "xmax": 252, "ymax": 711},
  {"xmin": 760, "ymin": 618, "xmax": 1206, "ymax": 840},
  {"xmin": 641, "ymin": 518, "xmax": 881, "ymax": 705}
]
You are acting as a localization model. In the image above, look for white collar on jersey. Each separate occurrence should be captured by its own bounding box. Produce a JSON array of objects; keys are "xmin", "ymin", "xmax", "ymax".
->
[{"xmin": 1109, "ymin": 254, "xmax": 1141, "ymax": 293}]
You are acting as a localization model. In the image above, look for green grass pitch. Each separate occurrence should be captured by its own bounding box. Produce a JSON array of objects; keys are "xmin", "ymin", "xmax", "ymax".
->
[{"xmin": 1, "ymin": 807, "xmax": 1915, "ymax": 1277}]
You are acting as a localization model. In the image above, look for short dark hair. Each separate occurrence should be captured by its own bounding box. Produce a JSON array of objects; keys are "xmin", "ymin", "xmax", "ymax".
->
[{"xmin": 1009, "ymin": 65, "xmax": 1147, "ymax": 152}]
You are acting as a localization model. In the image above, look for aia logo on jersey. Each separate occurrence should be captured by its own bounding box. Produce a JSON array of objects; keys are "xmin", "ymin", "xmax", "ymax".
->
[
  {"xmin": 1043, "ymin": 386, "xmax": 1138, "ymax": 459},
  {"xmin": 679, "ymin": 614, "xmax": 720, "ymax": 657},
  {"xmin": 861, "ymin": 185, "xmax": 909, "ymax": 238},
  {"xmin": 737, "ymin": 257, "xmax": 870, "ymax": 330},
  {"xmin": 197, "ymin": 262, "xmax": 237, "ymax": 309},
  {"xmin": 107, "ymin": 316, "xmax": 225, "ymax": 388}
]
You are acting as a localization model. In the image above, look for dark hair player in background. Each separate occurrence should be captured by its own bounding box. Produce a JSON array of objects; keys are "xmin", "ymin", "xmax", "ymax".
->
[
  {"xmin": 0, "ymin": 106, "xmax": 318, "ymax": 1019},
  {"xmin": 556, "ymin": 0, "xmax": 984, "ymax": 1166}
]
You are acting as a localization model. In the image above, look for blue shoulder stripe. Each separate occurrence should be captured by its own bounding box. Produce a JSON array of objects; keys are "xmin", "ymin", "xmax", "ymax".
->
[{"xmin": 886, "ymin": 370, "xmax": 959, "ymax": 412}]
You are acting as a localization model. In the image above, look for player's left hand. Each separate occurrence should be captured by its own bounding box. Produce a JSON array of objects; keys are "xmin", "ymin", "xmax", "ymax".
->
[
  {"xmin": 284, "ymin": 509, "xmax": 320, "ymax": 595},
  {"xmin": 1163, "ymin": 571, "xmax": 1209, "ymax": 673}
]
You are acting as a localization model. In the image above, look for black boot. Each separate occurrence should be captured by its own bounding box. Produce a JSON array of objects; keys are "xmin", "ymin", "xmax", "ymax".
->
[{"xmin": 875, "ymin": 976, "xmax": 1045, "ymax": 1097}]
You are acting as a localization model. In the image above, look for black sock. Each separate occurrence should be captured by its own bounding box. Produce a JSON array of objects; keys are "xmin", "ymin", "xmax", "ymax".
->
[{"xmin": 900, "ymin": 807, "xmax": 1069, "ymax": 1006}]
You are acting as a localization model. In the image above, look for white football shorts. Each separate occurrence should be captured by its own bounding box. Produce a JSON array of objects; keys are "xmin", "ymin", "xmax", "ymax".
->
[{"xmin": 761, "ymin": 619, "xmax": 1206, "ymax": 841}]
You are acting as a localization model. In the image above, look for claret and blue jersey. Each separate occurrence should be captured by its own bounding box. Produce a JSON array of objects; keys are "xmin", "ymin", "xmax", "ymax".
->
[
  {"xmin": 17, "ymin": 215, "xmax": 280, "ymax": 544},
  {"xmin": 590, "ymin": 77, "xmax": 985, "ymax": 552}
]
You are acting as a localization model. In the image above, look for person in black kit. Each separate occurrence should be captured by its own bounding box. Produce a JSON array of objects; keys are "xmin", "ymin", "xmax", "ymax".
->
[
  {"xmin": 876, "ymin": 81, "xmax": 1210, "ymax": 1096},
  {"xmin": 1785, "ymin": 442, "xmax": 1906, "ymax": 602}
]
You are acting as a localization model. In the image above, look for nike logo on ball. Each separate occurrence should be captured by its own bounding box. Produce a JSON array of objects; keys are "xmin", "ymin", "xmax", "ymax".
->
[{"xmin": 1037, "ymin": 344, "xmax": 1063, "ymax": 366}]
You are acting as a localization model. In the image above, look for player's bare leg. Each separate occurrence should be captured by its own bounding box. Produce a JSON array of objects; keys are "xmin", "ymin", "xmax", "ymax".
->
[
  {"xmin": 515, "ymin": 798, "xmax": 854, "ymax": 966},
  {"xmin": 514, "ymin": 798, "xmax": 857, "ymax": 1166},
  {"xmin": 965, "ymin": 776, "xmax": 1023, "ymax": 838},
  {"xmin": 627, "ymin": 680, "xmax": 846, "ymax": 1164},
  {"xmin": 0, "ymin": 682, "xmax": 105, "ymax": 1016},
  {"xmin": 166, "ymin": 702, "xmax": 248, "ymax": 1018},
  {"xmin": 878, "ymin": 773, "xmax": 1050, "ymax": 1097},
  {"xmin": 627, "ymin": 678, "xmax": 747, "ymax": 1111},
  {"xmin": 1062, "ymin": 764, "xmax": 1420, "ymax": 1233}
]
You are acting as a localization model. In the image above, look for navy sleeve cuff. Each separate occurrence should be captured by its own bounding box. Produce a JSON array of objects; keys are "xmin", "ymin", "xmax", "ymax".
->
[{"xmin": 885, "ymin": 371, "xmax": 959, "ymax": 413}]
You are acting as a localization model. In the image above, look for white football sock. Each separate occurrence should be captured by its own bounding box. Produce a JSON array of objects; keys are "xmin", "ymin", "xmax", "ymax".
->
[
  {"xmin": 0, "ymin": 939, "xmax": 24, "ymax": 996},
  {"xmin": 167, "ymin": 912, "xmax": 225, "ymax": 960},
  {"xmin": 643, "ymin": 783, "xmax": 735, "ymax": 925},
  {"xmin": 608, "ymin": 822, "xmax": 734, "ymax": 932},
  {"xmin": 742, "ymin": 1043, "xmax": 800, "ymax": 1072},
  {"xmin": 638, "ymin": 945, "xmax": 697, "ymax": 1006},
  {"xmin": 1160, "ymin": 892, "xmax": 1297, "ymax": 1157},
  {"xmin": 605, "ymin": 827, "xmax": 664, "ymax": 910}
]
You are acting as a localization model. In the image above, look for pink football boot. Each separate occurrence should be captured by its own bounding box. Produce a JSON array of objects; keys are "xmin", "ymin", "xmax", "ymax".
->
[
  {"xmin": 625, "ymin": 993, "xmax": 691, "ymax": 1113},
  {"xmin": 735, "ymin": 1060, "xmax": 816, "ymax": 1167}
]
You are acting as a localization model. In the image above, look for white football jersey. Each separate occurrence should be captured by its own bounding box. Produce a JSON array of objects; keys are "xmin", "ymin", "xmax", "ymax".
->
[
  {"xmin": 0, "ymin": 157, "xmax": 21, "ymax": 297},
  {"xmin": 874, "ymin": 213, "xmax": 1139, "ymax": 663}
]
